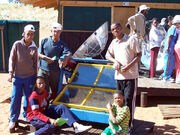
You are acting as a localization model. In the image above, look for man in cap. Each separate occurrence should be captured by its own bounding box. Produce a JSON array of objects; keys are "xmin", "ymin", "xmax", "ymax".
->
[
  {"xmin": 127, "ymin": 5, "xmax": 150, "ymax": 77},
  {"xmin": 8, "ymin": 24, "xmax": 38, "ymax": 133},
  {"xmin": 38, "ymin": 22, "xmax": 72, "ymax": 100},
  {"xmin": 127, "ymin": 4, "xmax": 150, "ymax": 39}
]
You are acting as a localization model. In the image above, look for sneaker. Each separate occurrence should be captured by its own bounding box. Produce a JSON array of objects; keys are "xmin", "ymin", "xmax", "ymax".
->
[
  {"xmin": 74, "ymin": 123, "xmax": 92, "ymax": 134},
  {"xmin": 163, "ymin": 77, "xmax": 175, "ymax": 83},
  {"xmin": 28, "ymin": 132, "xmax": 35, "ymax": 135},
  {"xmin": 9, "ymin": 121, "xmax": 16, "ymax": 133}
]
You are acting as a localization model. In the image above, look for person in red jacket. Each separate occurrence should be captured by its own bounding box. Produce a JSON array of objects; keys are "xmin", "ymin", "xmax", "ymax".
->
[{"xmin": 27, "ymin": 76, "xmax": 92, "ymax": 135}]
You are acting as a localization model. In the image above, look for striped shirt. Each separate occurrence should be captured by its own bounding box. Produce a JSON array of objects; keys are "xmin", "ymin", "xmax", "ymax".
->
[{"xmin": 112, "ymin": 104, "xmax": 130, "ymax": 135}]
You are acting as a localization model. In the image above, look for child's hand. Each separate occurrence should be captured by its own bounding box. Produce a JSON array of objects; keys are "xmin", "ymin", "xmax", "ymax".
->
[
  {"xmin": 112, "ymin": 129, "xmax": 118, "ymax": 135},
  {"xmin": 49, "ymin": 118, "xmax": 58, "ymax": 126},
  {"xmin": 58, "ymin": 59, "xmax": 68, "ymax": 68},
  {"xmin": 106, "ymin": 102, "xmax": 112, "ymax": 110}
]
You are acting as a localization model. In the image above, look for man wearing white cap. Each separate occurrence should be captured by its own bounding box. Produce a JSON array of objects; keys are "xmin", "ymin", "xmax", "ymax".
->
[
  {"xmin": 8, "ymin": 24, "xmax": 38, "ymax": 133},
  {"xmin": 38, "ymin": 22, "xmax": 72, "ymax": 100},
  {"xmin": 127, "ymin": 4, "xmax": 150, "ymax": 38}
]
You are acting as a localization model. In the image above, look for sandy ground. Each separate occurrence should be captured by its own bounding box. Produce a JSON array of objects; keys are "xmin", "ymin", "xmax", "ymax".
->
[{"xmin": 0, "ymin": 73, "xmax": 180, "ymax": 135}]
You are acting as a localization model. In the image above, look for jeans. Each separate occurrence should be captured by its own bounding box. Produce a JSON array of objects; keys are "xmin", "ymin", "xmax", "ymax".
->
[
  {"xmin": 30, "ymin": 104, "xmax": 78, "ymax": 135},
  {"xmin": 10, "ymin": 75, "xmax": 35, "ymax": 122}
]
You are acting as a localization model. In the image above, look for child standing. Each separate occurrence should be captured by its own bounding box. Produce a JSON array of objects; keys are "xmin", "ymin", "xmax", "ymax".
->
[
  {"xmin": 27, "ymin": 76, "xmax": 92, "ymax": 135},
  {"xmin": 101, "ymin": 92, "xmax": 130, "ymax": 135},
  {"xmin": 8, "ymin": 24, "xmax": 38, "ymax": 133}
]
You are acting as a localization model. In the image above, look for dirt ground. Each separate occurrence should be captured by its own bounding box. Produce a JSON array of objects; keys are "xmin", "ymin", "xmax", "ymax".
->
[{"xmin": 0, "ymin": 73, "xmax": 180, "ymax": 135}]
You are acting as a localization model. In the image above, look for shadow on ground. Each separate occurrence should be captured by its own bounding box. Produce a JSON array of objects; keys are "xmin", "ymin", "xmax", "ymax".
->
[{"xmin": 155, "ymin": 124, "xmax": 180, "ymax": 135}]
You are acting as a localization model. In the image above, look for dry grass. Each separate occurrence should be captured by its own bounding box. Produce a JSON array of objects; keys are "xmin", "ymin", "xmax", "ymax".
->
[{"xmin": 0, "ymin": 3, "xmax": 58, "ymax": 41}]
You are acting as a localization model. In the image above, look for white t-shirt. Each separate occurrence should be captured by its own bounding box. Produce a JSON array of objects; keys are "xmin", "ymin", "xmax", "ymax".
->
[
  {"xmin": 149, "ymin": 25, "xmax": 164, "ymax": 49},
  {"xmin": 106, "ymin": 34, "xmax": 141, "ymax": 80}
]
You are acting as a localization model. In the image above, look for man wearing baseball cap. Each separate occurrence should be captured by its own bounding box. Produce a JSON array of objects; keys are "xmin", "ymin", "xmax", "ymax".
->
[
  {"xmin": 38, "ymin": 22, "xmax": 72, "ymax": 100},
  {"xmin": 8, "ymin": 24, "xmax": 38, "ymax": 133},
  {"xmin": 128, "ymin": 4, "xmax": 150, "ymax": 38}
]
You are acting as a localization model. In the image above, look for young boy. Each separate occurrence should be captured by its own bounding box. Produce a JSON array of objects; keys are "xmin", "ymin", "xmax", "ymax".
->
[
  {"xmin": 27, "ymin": 76, "xmax": 92, "ymax": 135},
  {"xmin": 8, "ymin": 24, "xmax": 38, "ymax": 133},
  {"xmin": 101, "ymin": 92, "xmax": 130, "ymax": 135},
  {"xmin": 105, "ymin": 22, "xmax": 141, "ymax": 132}
]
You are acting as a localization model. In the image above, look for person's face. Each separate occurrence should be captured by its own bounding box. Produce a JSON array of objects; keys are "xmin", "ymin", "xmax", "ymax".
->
[
  {"xmin": 51, "ymin": 29, "xmax": 61, "ymax": 40},
  {"xmin": 142, "ymin": 10, "xmax": 149, "ymax": 16},
  {"xmin": 114, "ymin": 93, "xmax": 124, "ymax": 106},
  {"xmin": 36, "ymin": 78, "xmax": 46, "ymax": 93},
  {"xmin": 111, "ymin": 24, "xmax": 122, "ymax": 38},
  {"xmin": 152, "ymin": 19, "xmax": 159, "ymax": 27},
  {"xmin": 24, "ymin": 31, "xmax": 34, "ymax": 43}
]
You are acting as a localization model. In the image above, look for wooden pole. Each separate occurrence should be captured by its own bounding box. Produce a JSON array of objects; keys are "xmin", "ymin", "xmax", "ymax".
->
[
  {"xmin": 57, "ymin": 0, "xmax": 62, "ymax": 24},
  {"xmin": 140, "ymin": 92, "xmax": 148, "ymax": 107},
  {"xmin": 0, "ymin": 26, "xmax": 5, "ymax": 72}
]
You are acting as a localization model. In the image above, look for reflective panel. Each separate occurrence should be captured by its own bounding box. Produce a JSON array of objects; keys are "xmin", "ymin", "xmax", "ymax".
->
[
  {"xmin": 85, "ymin": 90, "xmax": 114, "ymax": 108},
  {"xmin": 57, "ymin": 86, "xmax": 90, "ymax": 104},
  {"xmin": 70, "ymin": 64, "xmax": 101, "ymax": 86},
  {"xmin": 96, "ymin": 66, "xmax": 117, "ymax": 89}
]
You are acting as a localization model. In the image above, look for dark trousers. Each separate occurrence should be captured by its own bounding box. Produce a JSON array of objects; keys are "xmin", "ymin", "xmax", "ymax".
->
[
  {"xmin": 150, "ymin": 47, "xmax": 159, "ymax": 78},
  {"xmin": 38, "ymin": 69, "xmax": 60, "ymax": 100},
  {"xmin": 30, "ymin": 104, "xmax": 78, "ymax": 135},
  {"xmin": 116, "ymin": 79, "xmax": 137, "ymax": 129}
]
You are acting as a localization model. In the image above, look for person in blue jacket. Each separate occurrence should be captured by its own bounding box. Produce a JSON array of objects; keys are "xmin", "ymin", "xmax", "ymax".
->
[
  {"xmin": 38, "ymin": 22, "xmax": 72, "ymax": 100},
  {"xmin": 163, "ymin": 21, "xmax": 178, "ymax": 82}
]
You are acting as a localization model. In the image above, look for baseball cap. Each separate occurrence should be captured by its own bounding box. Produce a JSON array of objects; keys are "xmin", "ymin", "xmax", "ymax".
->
[
  {"xmin": 24, "ymin": 24, "xmax": 35, "ymax": 32},
  {"xmin": 52, "ymin": 22, "xmax": 62, "ymax": 31},
  {"xmin": 139, "ymin": 5, "xmax": 150, "ymax": 13},
  {"xmin": 172, "ymin": 15, "xmax": 180, "ymax": 24}
]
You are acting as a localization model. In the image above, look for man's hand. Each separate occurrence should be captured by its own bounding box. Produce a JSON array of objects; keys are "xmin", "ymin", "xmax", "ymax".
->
[
  {"xmin": 49, "ymin": 118, "xmax": 58, "ymax": 127},
  {"xmin": 114, "ymin": 61, "xmax": 121, "ymax": 72},
  {"xmin": 121, "ymin": 65, "xmax": 130, "ymax": 72},
  {"xmin": 8, "ymin": 74, "xmax": 14, "ymax": 83},
  {"xmin": 45, "ymin": 57, "xmax": 54, "ymax": 64}
]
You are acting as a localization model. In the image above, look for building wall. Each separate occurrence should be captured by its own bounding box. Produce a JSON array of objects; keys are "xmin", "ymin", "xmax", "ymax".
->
[{"xmin": 60, "ymin": 1, "xmax": 180, "ymax": 58}]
